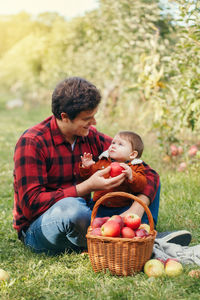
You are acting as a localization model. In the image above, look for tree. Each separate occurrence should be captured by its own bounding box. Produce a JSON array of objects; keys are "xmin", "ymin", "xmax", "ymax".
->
[{"xmin": 152, "ymin": 0, "xmax": 200, "ymax": 151}]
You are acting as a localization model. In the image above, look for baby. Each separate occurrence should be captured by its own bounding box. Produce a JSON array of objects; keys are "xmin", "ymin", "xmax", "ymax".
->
[{"xmin": 79, "ymin": 131, "xmax": 147, "ymax": 207}]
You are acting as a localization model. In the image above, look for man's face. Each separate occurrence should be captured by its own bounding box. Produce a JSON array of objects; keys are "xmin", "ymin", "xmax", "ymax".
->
[
  {"xmin": 108, "ymin": 135, "xmax": 133, "ymax": 162},
  {"xmin": 68, "ymin": 107, "xmax": 98, "ymax": 137}
]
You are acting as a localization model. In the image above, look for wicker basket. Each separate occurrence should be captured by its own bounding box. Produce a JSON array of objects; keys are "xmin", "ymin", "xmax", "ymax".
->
[{"xmin": 86, "ymin": 191, "xmax": 157, "ymax": 276}]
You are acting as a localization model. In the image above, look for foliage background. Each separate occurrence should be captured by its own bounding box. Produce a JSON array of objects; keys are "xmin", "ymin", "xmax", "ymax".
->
[
  {"xmin": 0, "ymin": 1, "xmax": 200, "ymax": 298},
  {"xmin": 0, "ymin": 0, "xmax": 199, "ymax": 152}
]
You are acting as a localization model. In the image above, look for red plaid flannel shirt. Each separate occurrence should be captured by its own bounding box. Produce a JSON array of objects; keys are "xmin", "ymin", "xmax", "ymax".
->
[{"xmin": 13, "ymin": 115, "xmax": 160, "ymax": 234}]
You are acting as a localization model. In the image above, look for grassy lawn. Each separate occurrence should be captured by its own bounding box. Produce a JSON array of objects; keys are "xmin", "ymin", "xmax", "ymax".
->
[{"xmin": 0, "ymin": 106, "xmax": 200, "ymax": 300}]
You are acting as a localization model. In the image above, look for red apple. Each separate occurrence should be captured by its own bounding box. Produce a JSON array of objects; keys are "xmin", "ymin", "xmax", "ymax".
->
[
  {"xmin": 91, "ymin": 217, "xmax": 108, "ymax": 229},
  {"xmin": 165, "ymin": 258, "xmax": 179, "ymax": 264},
  {"xmin": 144, "ymin": 259, "xmax": 165, "ymax": 277},
  {"xmin": 177, "ymin": 162, "xmax": 187, "ymax": 172},
  {"xmin": 110, "ymin": 162, "xmax": 124, "ymax": 177},
  {"xmin": 102, "ymin": 216, "xmax": 110, "ymax": 222},
  {"xmin": 165, "ymin": 258, "xmax": 183, "ymax": 277},
  {"xmin": 170, "ymin": 144, "xmax": 178, "ymax": 156},
  {"xmin": 121, "ymin": 227, "xmax": 135, "ymax": 238},
  {"xmin": 177, "ymin": 146, "xmax": 183, "ymax": 155},
  {"xmin": 135, "ymin": 228, "xmax": 149, "ymax": 238},
  {"xmin": 139, "ymin": 223, "xmax": 150, "ymax": 233},
  {"xmin": 109, "ymin": 215, "xmax": 124, "ymax": 229},
  {"xmin": 101, "ymin": 220, "xmax": 121, "ymax": 237},
  {"xmin": 156, "ymin": 258, "xmax": 165, "ymax": 265},
  {"xmin": 90, "ymin": 228, "xmax": 102, "ymax": 236},
  {"xmin": 188, "ymin": 145, "xmax": 198, "ymax": 157},
  {"xmin": 123, "ymin": 213, "xmax": 141, "ymax": 230}
]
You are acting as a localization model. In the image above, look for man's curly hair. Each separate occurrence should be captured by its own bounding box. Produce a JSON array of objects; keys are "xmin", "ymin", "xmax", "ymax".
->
[{"xmin": 52, "ymin": 77, "xmax": 101, "ymax": 120}]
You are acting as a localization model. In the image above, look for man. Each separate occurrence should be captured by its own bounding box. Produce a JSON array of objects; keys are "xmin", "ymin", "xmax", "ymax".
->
[{"xmin": 13, "ymin": 77, "xmax": 190, "ymax": 255}]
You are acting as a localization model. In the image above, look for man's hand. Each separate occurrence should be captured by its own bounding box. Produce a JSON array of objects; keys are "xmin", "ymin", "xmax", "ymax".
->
[
  {"xmin": 76, "ymin": 166, "xmax": 126, "ymax": 196},
  {"xmin": 88, "ymin": 166, "xmax": 126, "ymax": 191}
]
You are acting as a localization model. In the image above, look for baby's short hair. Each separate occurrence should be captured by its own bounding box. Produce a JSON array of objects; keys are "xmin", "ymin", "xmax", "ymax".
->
[{"xmin": 118, "ymin": 131, "xmax": 144, "ymax": 158}]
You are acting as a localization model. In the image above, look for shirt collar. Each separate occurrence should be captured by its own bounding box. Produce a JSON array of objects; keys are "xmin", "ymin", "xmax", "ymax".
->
[
  {"xmin": 99, "ymin": 150, "xmax": 143, "ymax": 165},
  {"xmin": 50, "ymin": 116, "xmax": 85, "ymax": 146}
]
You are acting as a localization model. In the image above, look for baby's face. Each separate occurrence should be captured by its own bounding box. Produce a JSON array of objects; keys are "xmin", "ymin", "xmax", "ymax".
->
[{"xmin": 108, "ymin": 135, "xmax": 133, "ymax": 162}]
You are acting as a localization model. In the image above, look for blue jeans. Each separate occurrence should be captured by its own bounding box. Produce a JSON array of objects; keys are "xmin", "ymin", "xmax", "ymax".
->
[
  {"xmin": 23, "ymin": 197, "xmax": 92, "ymax": 255},
  {"xmin": 22, "ymin": 185, "xmax": 160, "ymax": 255}
]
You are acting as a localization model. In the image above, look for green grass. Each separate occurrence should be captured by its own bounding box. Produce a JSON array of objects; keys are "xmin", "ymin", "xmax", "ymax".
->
[{"xmin": 0, "ymin": 106, "xmax": 200, "ymax": 300}]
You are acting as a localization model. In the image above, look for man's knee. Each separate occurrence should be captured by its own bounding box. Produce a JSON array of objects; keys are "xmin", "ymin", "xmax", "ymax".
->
[{"xmin": 49, "ymin": 197, "xmax": 91, "ymax": 229}]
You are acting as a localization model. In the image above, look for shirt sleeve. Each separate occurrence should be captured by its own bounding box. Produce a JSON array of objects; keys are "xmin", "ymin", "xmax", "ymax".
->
[
  {"xmin": 14, "ymin": 136, "xmax": 77, "ymax": 221},
  {"xmin": 79, "ymin": 163, "xmax": 93, "ymax": 178},
  {"xmin": 141, "ymin": 162, "xmax": 160, "ymax": 203},
  {"xmin": 127, "ymin": 164, "xmax": 147, "ymax": 193}
]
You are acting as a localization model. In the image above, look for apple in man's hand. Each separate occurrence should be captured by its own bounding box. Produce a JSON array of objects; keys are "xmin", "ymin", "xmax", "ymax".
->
[
  {"xmin": 110, "ymin": 162, "xmax": 124, "ymax": 177},
  {"xmin": 121, "ymin": 227, "xmax": 135, "ymax": 238},
  {"xmin": 164, "ymin": 258, "xmax": 183, "ymax": 277},
  {"xmin": 109, "ymin": 215, "xmax": 124, "ymax": 229},
  {"xmin": 123, "ymin": 213, "xmax": 141, "ymax": 230},
  {"xmin": 101, "ymin": 220, "xmax": 121, "ymax": 237},
  {"xmin": 144, "ymin": 259, "xmax": 165, "ymax": 278}
]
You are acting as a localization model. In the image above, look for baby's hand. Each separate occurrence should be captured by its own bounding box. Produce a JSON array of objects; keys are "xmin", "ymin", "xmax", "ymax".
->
[
  {"xmin": 119, "ymin": 163, "xmax": 132, "ymax": 181},
  {"xmin": 81, "ymin": 152, "xmax": 95, "ymax": 168}
]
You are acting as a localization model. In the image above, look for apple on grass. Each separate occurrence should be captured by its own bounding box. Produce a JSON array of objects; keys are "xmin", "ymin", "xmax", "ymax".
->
[
  {"xmin": 164, "ymin": 258, "xmax": 183, "ymax": 277},
  {"xmin": 144, "ymin": 259, "xmax": 165, "ymax": 278},
  {"xmin": 101, "ymin": 220, "xmax": 121, "ymax": 237},
  {"xmin": 121, "ymin": 227, "xmax": 135, "ymax": 238},
  {"xmin": 109, "ymin": 215, "xmax": 124, "ymax": 229},
  {"xmin": 0, "ymin": 269, "xmax": 9, "ymax": 281},
  {"xmin": 156, "ymin": 258, "xmax": 165, "ymax": 265},
  {"xmin": 123, "ymin": 213, "xmax": 141, "ymax": 230},
  {"xmin": 110, "ymin": 162, "xmax": 124, "ymax": 177}
]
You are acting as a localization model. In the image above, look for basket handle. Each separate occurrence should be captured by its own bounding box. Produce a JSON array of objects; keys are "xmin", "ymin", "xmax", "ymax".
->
[{"xmin": 90, "ymin": 191, "xmax": 154, "ymax": 232}]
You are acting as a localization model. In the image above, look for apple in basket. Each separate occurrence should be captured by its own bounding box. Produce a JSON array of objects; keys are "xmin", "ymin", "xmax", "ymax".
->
[
  {"xmin": 109, "ymin": 215, "xmax": 124, "ymax": 229},
  {"xmin": 90, "ymin": 227, "xmax": 102, "ymax": 236},
  {"xmin": 123, "ymin": 213, "xmax": 141, "ymax": 230},
  {"xmin": 135, "ymin": 228, "xmax": 149, "ymax": 238},
  {"xmin": 101, "ymin": 220, "xmax": 121, "ymax": 237},
  {"xmin": 91, "ymin": 217, "xmax": 110, "ymax": 229},
  {"xmin": 110, "ymin": 162, "xmax": 124, "ymax": 177},
  {"xmin": 139, "ymin": 223, "xmax": 150, "ymax": 233},
  {"xmin": 121, "ymin": 226, "xmax": 135, "ymax": 238}
]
